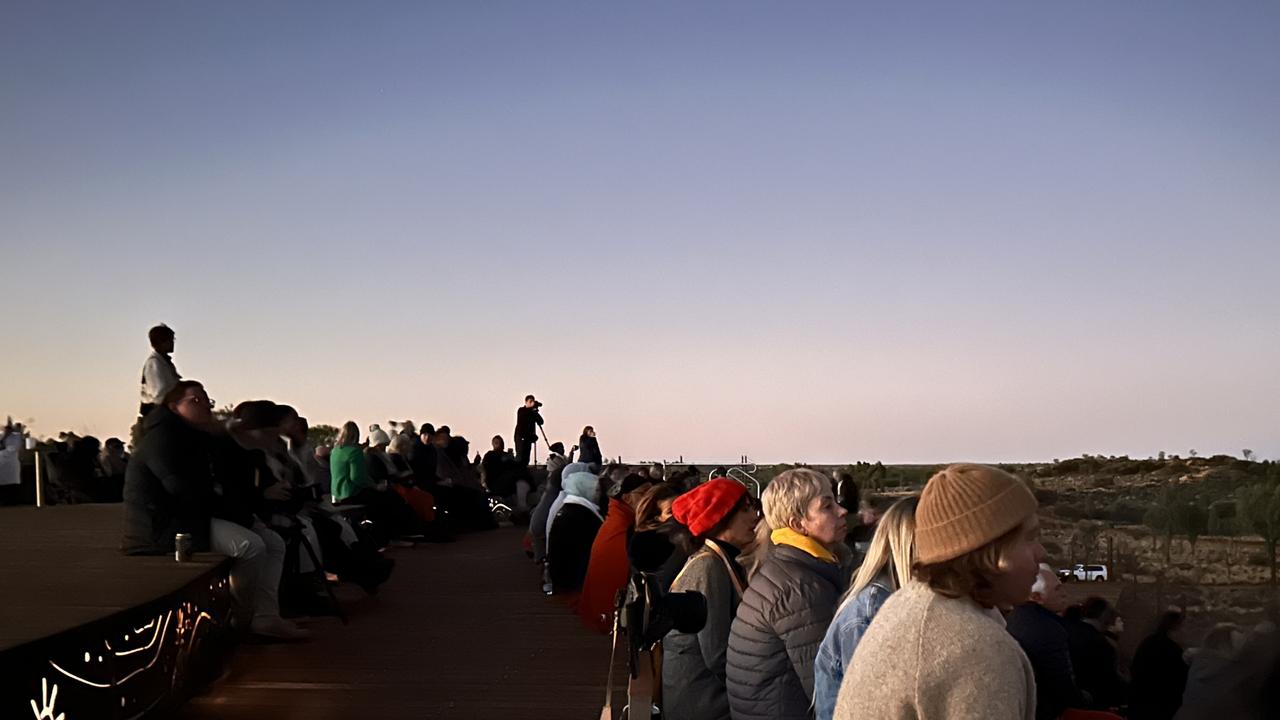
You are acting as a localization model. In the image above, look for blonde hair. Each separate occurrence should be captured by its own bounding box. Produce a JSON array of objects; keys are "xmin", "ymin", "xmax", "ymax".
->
[
  {"xmin": 335, "ymin": 421, "xmax": 360, "ymax": 448},
  {"xmin": 842, "ymin": 495, "xmax": 919, "ymax": 604},
  {"xmin": 762, "ymin": 468, "xmax": 831, "ymax": 532},
  {"xmin": 747, "ymin": 468, "xmax": 833, "ymax": 579}
]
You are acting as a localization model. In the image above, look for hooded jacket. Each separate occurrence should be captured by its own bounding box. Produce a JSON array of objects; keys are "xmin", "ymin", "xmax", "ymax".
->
[
  {"xmin": 577, "ymin": 497, "xmax": 635, "ymax": 633},
  {"xmin": 547, "ymin": 469, "xmax": 603, "ymax": 592},
  {"xmin": 121, "ymin": 407, "xmax": 214, "ymax": 555}
]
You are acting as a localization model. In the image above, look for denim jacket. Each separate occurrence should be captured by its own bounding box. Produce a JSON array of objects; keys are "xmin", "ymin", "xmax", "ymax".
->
[{"xmin": 813, "ymin": 578, "xmax": 893, "ymax": 720}]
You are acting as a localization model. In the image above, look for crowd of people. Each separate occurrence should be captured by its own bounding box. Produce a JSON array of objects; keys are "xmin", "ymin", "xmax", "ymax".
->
[
  {"xmin": 5, "ymin": 323, "xmax": 1279, "ymax": 718},
  {"xmin": 531, "ymin": 461, "xmax": 1280, "ymax": 720}
]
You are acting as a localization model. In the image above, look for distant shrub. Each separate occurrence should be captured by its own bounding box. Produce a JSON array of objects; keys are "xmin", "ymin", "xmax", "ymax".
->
[
  {"xmin": 1106, "ymin": 499, "xmax": 1147, "ymax": 524},
  {"xmin": 1034, "ymin": 488, "xmax": 1059, "ymax": 506},
  {"xmin": 1091, "ymin": 475, "xmax": 1116, "ymax": 489}
]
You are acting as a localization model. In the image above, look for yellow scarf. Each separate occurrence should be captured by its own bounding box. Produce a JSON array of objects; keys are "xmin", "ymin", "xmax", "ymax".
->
[{"xmin": 770, "ymin": 527, "xmax": 838, "ymax": 564}]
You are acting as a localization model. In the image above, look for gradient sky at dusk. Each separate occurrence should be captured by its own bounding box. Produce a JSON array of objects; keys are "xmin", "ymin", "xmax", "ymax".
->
[{"xmin": 3, "ymin": 1, "xmax": 1278, "ymax": 463}]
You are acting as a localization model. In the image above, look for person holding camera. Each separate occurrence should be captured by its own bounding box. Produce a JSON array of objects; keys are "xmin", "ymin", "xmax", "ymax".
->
[{"xmin": 513, "ymin": 394, "xmax": 543, "ymax": 465}]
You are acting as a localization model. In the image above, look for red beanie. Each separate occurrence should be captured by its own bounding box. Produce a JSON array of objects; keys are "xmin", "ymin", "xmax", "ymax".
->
[{"xmin": 672, "ymin": 479, "xmax": 748, "ymax": 537}]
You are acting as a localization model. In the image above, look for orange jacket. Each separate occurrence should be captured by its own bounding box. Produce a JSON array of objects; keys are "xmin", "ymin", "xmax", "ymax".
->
[{"xmin": 577, "ymin": 497, "xmax": 635, "ymax": 633}]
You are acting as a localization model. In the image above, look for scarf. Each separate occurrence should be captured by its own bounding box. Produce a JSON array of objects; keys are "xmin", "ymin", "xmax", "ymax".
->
[{"xmin": 771, "ymin": 527, "xmax": 838, "ymax": 564}]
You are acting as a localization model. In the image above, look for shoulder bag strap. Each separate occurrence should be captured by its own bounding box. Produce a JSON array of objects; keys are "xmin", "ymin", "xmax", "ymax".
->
[{"xmin": 702, "ymin": 539, "xmax": 747, "ymax": 597}]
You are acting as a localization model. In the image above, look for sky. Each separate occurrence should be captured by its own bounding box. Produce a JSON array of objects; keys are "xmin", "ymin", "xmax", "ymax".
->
[{"xmin": 2, "ymin": 1, "xmax": 1278, "ymax": 464}]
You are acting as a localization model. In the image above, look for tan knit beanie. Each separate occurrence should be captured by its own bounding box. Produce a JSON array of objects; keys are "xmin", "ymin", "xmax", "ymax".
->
[{"xmin": 915, "ymin": 463, "xmax": 1039, "ymax": 565}]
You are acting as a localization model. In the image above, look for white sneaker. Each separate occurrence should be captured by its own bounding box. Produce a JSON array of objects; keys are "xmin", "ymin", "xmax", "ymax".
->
[{"xmin": 250, "ymin": 616, "xmax": 312, "ymax": 641}]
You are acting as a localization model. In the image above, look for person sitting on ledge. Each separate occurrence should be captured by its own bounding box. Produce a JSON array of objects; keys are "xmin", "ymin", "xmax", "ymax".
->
[{"xmin": 122, "ymin": 380, "xmax": 309, "ymax": 640}]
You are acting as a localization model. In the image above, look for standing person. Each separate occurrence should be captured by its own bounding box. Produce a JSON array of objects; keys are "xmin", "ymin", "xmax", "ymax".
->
[
  {"xmin": 513, "ymin": 394, "xmax": 543, "ymax": 465},
  {"xmin": 662, "ymin": 478, "xmax": 759, "ymax": 720},
  {"xmin": 1129, "ymin": 609, "xmax": 1190, "ymax": 720},
  {"xmin": 1, "ymin": 418, "xmax": 26, "ymax": 505},
  {"xmin": 577, "ymin": 426, "xmax": 603, "ymax": 470},
  {"xmin": 577, "ymin": 474, "xmax": 653, "ymax": 633},
  {"xmin": 1007, "ymin": 564, "xmax": 1086, "ymax": 720},
  {"xmin": 814, "ymin": 495, "xmax": 918, "ymax": 720},
  {"xmin": 726, "ymin": 468, "xmax": 848, "ymax": 720},
  {"xmin": 138, "ymin": 324, "xmax": 180, "ymax": 417},
  {"xmin": 833, "ymin": 463, "xmax": 1042, "ymax": 720}
]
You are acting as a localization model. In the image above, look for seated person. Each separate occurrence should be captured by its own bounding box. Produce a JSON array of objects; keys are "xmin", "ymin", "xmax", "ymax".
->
[
  {"xmin": 330, "ymin": 421, "xmax": 427, "ymax": 541},
  {"xmin": 547, "ymin": 466, "xmax": 604, "ymax": 595},
  {"xmin": 123, "ymin": 380, "xmax": 308, "ymax": 640}
]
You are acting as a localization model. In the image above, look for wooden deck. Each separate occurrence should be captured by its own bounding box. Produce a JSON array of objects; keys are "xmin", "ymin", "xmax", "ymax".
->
[
  {"xmin": 178, "ymin": 527, "xmax": 624, "ymax": 720},
  {"xmin": 0, "ymin": 504, "xmax": 226, "ymax": 653}
]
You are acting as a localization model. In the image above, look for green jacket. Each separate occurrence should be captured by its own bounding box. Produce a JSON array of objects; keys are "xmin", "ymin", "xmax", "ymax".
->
[{"xmin": 330, "ymin": 445, "xmax": 370, "ymax": 502}]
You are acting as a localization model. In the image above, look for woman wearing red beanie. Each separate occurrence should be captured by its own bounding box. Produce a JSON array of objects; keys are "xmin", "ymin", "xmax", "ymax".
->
[{"xmin": 662, "ymin": 478, "xmax": 760, "ymax": 720}]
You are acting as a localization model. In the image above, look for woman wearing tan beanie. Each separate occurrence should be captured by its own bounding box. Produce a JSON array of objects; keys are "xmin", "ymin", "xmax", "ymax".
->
[{"xmin": 833, "ymin": 463, "xmax": 1044, "ymax": 720}]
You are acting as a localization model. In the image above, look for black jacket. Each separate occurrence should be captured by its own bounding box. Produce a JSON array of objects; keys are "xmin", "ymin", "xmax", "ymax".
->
[
  {"xmin": 207, "ymin": 434, "xmax": 266, "ymax": 528},
  {"xmin": 514, "ymin": 406, "xmax": 543, "ymax": 443},
  {"xmin": 481, "ymin": 450, "xmax": 517, "ymax": 496},
  {"xmin": 577, "ymin": 435, "xmax": 602, "ymax": 467},
  {"xmin": 547, "ymin": 502, "xmax": 602, "ymax": 592},
  {"xmin": 726, "ymin": 544, "xmax": 844, "ymax": 720},
  {"xmin": 1130, "ymin": 632, "xmax": 1188, "ymax": 720},
  {"xmin": 1067, "ymin": 618, "xmax": 1127, "ymax": 710},
  {"xmin": 1007, "ymin": 602, "xmax": 1085, "ymax": 720},
  {"xmin": 410, "ymin": 443, "xmax": 437, "ymax": 488},
  {"xmin": 121, "ymin": 407, "xmax": 213, "ymax": 555}
]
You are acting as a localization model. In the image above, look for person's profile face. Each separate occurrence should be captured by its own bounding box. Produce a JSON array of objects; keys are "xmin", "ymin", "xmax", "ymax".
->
[
  {"xmin": 796, "ymin": 489, "xmax": 847, "ymax": 547},
  {"xmin": 157, "ymin": 334, "xmax": 175, "ymax": 354},
  {"xmin": 724, "ymin": 502, "xmax": 761, "ymax": 550},
  {"xmin": 990, "ymin": 518, "xmax": 1046, "ymax": 608},
  {"xmin": 172, "ymin": 387, "xmax": 212, "ymax": 425},
  {"xmin": 525, "ymin": 397, "xmax": 536, "ymax": 408}
]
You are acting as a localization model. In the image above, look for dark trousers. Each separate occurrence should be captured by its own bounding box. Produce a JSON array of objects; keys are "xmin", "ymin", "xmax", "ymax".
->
[{"xmin": 515, "ymin": 438, "xmax": 534, "ymax": 465}]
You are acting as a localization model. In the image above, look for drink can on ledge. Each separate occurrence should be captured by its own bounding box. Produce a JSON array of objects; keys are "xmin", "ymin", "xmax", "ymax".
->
[{"xmin": 175, "ymin": 533, "xmax": 193, "ymax": 562}]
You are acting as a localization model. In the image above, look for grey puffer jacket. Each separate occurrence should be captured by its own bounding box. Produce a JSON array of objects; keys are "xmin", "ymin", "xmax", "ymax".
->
[{"xmin": 726, "ymin": 544, "xmax": 844, "ymax": 720}]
